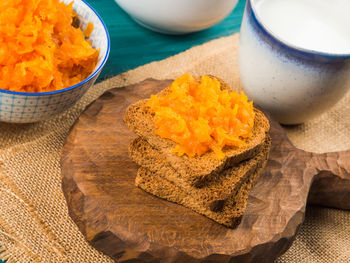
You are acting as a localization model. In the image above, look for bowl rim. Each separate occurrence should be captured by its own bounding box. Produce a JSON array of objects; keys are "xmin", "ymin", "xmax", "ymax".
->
[
  {"xmin": 249, "ymin": 0, "xmax": 350, "ymax": 59},
  {"xmin": 0, "ymin": 0, "xmax": 110, "ymax": 97}
]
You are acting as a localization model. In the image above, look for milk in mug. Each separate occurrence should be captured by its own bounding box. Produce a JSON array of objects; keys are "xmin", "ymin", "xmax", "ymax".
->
[{"xmin": 253, "ymin": 0, "xmax": 350, "ymax": 54}]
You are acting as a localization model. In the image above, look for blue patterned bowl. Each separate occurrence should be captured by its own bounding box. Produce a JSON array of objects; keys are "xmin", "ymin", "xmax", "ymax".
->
[{"xmin": 0, "ymin": 0, "xmax": 110, "ymax": 123}]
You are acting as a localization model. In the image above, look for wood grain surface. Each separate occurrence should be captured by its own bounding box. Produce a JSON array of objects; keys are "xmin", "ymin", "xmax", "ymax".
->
[{"xmin": 61, "ymin": 79, "xmax": 350, "ymax": 263}]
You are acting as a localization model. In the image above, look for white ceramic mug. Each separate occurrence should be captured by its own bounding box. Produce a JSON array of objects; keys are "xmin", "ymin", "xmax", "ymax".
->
[{"xmin": 238, "ymin": 0, "xmax": 350, "ymax": 124}]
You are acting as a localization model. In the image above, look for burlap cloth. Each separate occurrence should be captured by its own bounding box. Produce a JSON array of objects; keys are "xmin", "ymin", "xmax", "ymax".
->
[{"xmin": 0, "ymin": 34, "xmax": 349, "ymax": 263}]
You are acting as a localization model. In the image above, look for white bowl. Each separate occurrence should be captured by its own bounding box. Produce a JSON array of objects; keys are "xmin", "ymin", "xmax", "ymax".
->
[
  {"xmin": 114, "ymin": 0, "xmax": 238, "ymax": 34},
  {"xmin": 238, "ymin": 0, "xmax": 350, "ymax": 124},
  {"xmin": 0, "ymin": 0, "xmax": 110, "ymax": 123}
]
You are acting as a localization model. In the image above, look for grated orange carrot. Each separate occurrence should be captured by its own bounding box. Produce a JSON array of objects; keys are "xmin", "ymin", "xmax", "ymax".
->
[
  {"xmin": 147, "ymin": 74, "xmax": 255, "ymax": 159},
  {"xmin": 84, "ymin": 22, "xmax": 94, "ymax": 38},
  {"xmin": 0, "ymin": 0, "xmax": 99, "ymax": 93}
]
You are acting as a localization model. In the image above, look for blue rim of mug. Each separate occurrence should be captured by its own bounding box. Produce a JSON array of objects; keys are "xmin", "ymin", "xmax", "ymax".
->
[
  {"xmin": 248, "ymin": 0, "xmax": 350, "ymax": 60},
  {"xmin": 0, "ymin": 0, "xmax": 110, "ymax": 97}
]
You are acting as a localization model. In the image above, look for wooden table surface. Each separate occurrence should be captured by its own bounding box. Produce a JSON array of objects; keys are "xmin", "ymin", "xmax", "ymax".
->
[{"xmin": 0, "ymin": 1, "xmax": 246, "ymax": 263}]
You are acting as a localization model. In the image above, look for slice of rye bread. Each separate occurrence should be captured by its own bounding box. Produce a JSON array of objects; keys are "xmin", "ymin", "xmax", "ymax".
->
[
  {"xmin": 129, "ymin": 136, "xmax": 270, "ymax": 211},
  {"xmin": 135, "ymin": 148, "xmax": 269, "ymax": 228},
  {"xmin": 124, "ymin": 77, "xmax": 270, "ymax": 187}
]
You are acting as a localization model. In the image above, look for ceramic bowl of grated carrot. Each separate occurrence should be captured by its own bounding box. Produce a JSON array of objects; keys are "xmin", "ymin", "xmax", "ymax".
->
[{"xmin": 0, "ymin": 0, "xmax": 110, "ymax": 123}]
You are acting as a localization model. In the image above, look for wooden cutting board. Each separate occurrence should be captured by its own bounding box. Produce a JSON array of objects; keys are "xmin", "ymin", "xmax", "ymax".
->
[{"xmin": 61, "ymin": 79, "xmax": 350, "ymax": 263}]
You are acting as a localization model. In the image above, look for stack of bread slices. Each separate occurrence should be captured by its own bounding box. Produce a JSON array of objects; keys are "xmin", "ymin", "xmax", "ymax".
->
[{"xmin": 124, "ymin": 78, "xmax": 271, "ymax": 228}]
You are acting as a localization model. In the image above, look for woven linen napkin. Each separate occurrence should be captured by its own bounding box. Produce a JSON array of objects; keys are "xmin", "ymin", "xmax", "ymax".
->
[{"xmin": 0, "ymin": 34, "xmax": 349, "ymax": 262}]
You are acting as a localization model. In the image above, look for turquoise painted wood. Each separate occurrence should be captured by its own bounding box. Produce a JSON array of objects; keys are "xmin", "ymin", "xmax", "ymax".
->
[
  {"xmin": 0, "ymin": 1, "xmax": 246, "ymax": 262},
  {"xmin": 90, "ymin": 0, "xmax": 246, "ymax": 80}
]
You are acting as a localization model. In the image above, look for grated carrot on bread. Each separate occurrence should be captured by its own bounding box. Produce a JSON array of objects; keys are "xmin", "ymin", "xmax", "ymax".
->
[
  {"xmin": 125, "ymin": 75, "xmax": 272, "ymax": 227},
  {"xmin": 147, "ymin": 74, "xmax": 255, "ymax": 159},
  {"xmin": 124, "ymin": 76, "xmax": 269, "ymax": 187}
]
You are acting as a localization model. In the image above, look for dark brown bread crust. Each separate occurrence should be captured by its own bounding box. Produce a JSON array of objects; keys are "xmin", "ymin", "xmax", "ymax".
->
[
  {"xmin": 135, "ymin": 138, "xmax": 270, "ymax": 228},
  {"xmin": 124, "ymin": 77, "xmax": 270, "ymax": 186},
  {"xmin": 130, "ymin": 136, "xmax": 270, "ymax": 211}
]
